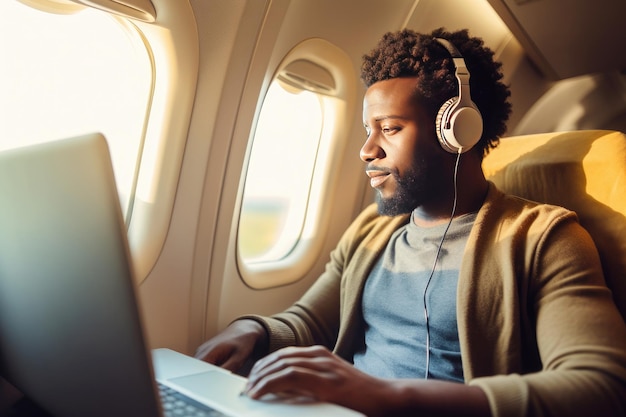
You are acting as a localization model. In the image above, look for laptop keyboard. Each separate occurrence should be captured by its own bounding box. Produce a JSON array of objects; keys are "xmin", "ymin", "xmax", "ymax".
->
[{"xmin": 158, "ymin": 382, "xmax": 229, "ymax": 417}]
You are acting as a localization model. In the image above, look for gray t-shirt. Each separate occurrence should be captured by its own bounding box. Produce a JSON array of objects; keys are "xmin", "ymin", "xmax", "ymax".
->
[{"xmin": 352, "ymin": 210, "xmax": 476, "ymax": 382}]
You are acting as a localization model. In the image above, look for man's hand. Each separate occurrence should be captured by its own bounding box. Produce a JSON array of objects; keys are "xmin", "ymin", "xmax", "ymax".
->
[
  {"xmin": 242, "ymin": 345, "xmax": 391, "ymax": 416},
  {"xmin": 195, "ymin": 319, "xmax": 268, "ymax": 373}
]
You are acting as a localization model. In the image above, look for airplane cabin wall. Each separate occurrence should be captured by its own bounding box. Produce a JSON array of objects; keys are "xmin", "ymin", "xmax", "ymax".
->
[
  {"xmin": 138, "ymin": 0, "xmax": 255, "ymax": 354},
  {"xmin": 513, "ymin": 71, "xmax": 626, "ymax": 135},
  {"xmin": 196, "ymin": 0, "xmax": 421, "ymax": 351}
]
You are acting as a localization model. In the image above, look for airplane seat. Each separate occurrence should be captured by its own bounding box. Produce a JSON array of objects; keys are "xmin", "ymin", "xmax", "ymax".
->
[{"xmin": 482, "ymin": 130, "xmax": 626, "ymax": 322}]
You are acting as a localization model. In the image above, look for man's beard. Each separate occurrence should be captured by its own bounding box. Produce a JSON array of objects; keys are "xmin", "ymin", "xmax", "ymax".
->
[{"xmin": 376, "ymin": 167, "xmax": 427, "ymax": 216}]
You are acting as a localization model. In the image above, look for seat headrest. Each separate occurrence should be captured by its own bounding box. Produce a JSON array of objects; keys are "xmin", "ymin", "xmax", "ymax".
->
[{"xmin": 483, "ymin": 130, "xmax": 626, "ymax": 321}]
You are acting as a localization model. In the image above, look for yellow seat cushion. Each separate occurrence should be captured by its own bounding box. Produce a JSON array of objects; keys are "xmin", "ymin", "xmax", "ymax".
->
[{"xmin": 483, "ymin": 130, "xmax": 626, "ymax": 321}]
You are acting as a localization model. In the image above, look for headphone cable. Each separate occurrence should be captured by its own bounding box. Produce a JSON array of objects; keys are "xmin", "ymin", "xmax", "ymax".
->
[{"xmin": 423, "ymin": 148, "xmax": 462, "ymax": 379}]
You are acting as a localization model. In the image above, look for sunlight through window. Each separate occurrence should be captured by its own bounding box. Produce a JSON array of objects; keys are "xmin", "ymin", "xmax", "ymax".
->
[
  {"xmin": 0, "ymin": 1, "xmax": 152, "ymax": 218},
  {"xmin": 239, "ymin": 82, "xmax": 323, "ymax": 262}
]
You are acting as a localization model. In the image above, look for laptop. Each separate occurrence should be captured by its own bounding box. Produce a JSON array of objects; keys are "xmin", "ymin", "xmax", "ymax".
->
[{"xmin": 0, "ymin": 133, "xmax": 363, "ymax": 417}]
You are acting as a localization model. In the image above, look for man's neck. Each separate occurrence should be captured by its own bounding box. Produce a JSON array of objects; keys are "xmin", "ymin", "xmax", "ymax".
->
[{"xmin": 412, "ymin": 177, "xmax": 489, "ymax": 228}]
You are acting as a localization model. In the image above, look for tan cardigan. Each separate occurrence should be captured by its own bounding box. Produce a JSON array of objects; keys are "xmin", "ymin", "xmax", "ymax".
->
[{"xmin": 246, "ymin": 183, "xmax": 626, "ymax": 417}]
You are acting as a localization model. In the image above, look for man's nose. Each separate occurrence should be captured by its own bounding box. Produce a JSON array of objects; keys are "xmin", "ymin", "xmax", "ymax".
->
[{"xmin": 360, "ymin": 134, "xmax": 385, "ymax": 162}]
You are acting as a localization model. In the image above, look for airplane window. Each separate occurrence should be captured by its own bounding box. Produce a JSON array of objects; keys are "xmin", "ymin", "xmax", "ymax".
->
[
  {"xmin": 0, "ymin": 1, "xmax": 152, "ymax": 220},
  {"xmin": 239, "ymin": 81, "xmax": 323, "ymax": 262}
]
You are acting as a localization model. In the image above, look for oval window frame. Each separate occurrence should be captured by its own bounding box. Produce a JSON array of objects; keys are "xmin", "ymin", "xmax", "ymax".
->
[{"xmin": 236, "ymin": 38, "xmax": 356, "ymax": 289}]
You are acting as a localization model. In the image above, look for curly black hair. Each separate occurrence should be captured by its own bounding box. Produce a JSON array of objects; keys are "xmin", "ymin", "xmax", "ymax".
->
[{"xmin": 361, "ymin": 28, "xmax": 511, "ymax": 156}]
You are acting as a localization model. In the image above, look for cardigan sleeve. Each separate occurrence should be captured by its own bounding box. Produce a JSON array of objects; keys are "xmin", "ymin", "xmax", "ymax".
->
[
  {"xmin": 240, "ymin": 204, "xmax": 409, "ymax": 356},
  {"xmin": 464, "ymin": 188, "xmax": 626, "ymax": 417},
  {"xmin": 240, "ymin": 204, "xmax": 401, "ymax": 354},
  {"xmin": 238, "ymin": 229, "xmax": 350, "ymax": 353}
]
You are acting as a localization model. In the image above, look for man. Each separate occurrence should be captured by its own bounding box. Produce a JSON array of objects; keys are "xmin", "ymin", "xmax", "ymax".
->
[{"xmin": 196, "ymin": 28, "xmax": 626, "ymax": 416}]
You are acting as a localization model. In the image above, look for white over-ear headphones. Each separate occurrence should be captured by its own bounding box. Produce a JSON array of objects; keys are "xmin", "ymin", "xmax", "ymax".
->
[{"xmin": 434, "ymin": 38, "xmax": 483, "ymax": 154}]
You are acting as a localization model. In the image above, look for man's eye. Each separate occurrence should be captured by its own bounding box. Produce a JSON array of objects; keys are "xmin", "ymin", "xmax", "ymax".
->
[{"xmin": 382, "ymin": 126, "xmax": 398, "ymax": 134}]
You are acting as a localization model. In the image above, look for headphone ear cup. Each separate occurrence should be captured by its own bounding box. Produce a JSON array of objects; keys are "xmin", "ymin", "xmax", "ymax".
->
[
  {"xmin": 436, "ymin": 97, "xmax": 458, "ymax": 153},
  {"xmin": 435, "ymin": 97, "xmax": 483, "ymax": 153}
]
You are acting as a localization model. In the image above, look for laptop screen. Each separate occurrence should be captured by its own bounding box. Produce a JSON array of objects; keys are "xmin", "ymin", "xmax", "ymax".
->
[{"xmin": 0, "ymin": 133, "xmax": 161, "ymax": 417}]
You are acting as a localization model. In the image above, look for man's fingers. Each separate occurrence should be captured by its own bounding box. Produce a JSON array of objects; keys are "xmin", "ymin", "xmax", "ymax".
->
[
  {"xmin": 245, "ymin": 365, "xmax": 322, "ymax": 399},
  {"xmin": 250, "ymin": 345, "xmax": 332, "ymax": 374},
  {"xmin": 244, "ymin": 347, "xmax": 348, "ymax": 400}
]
